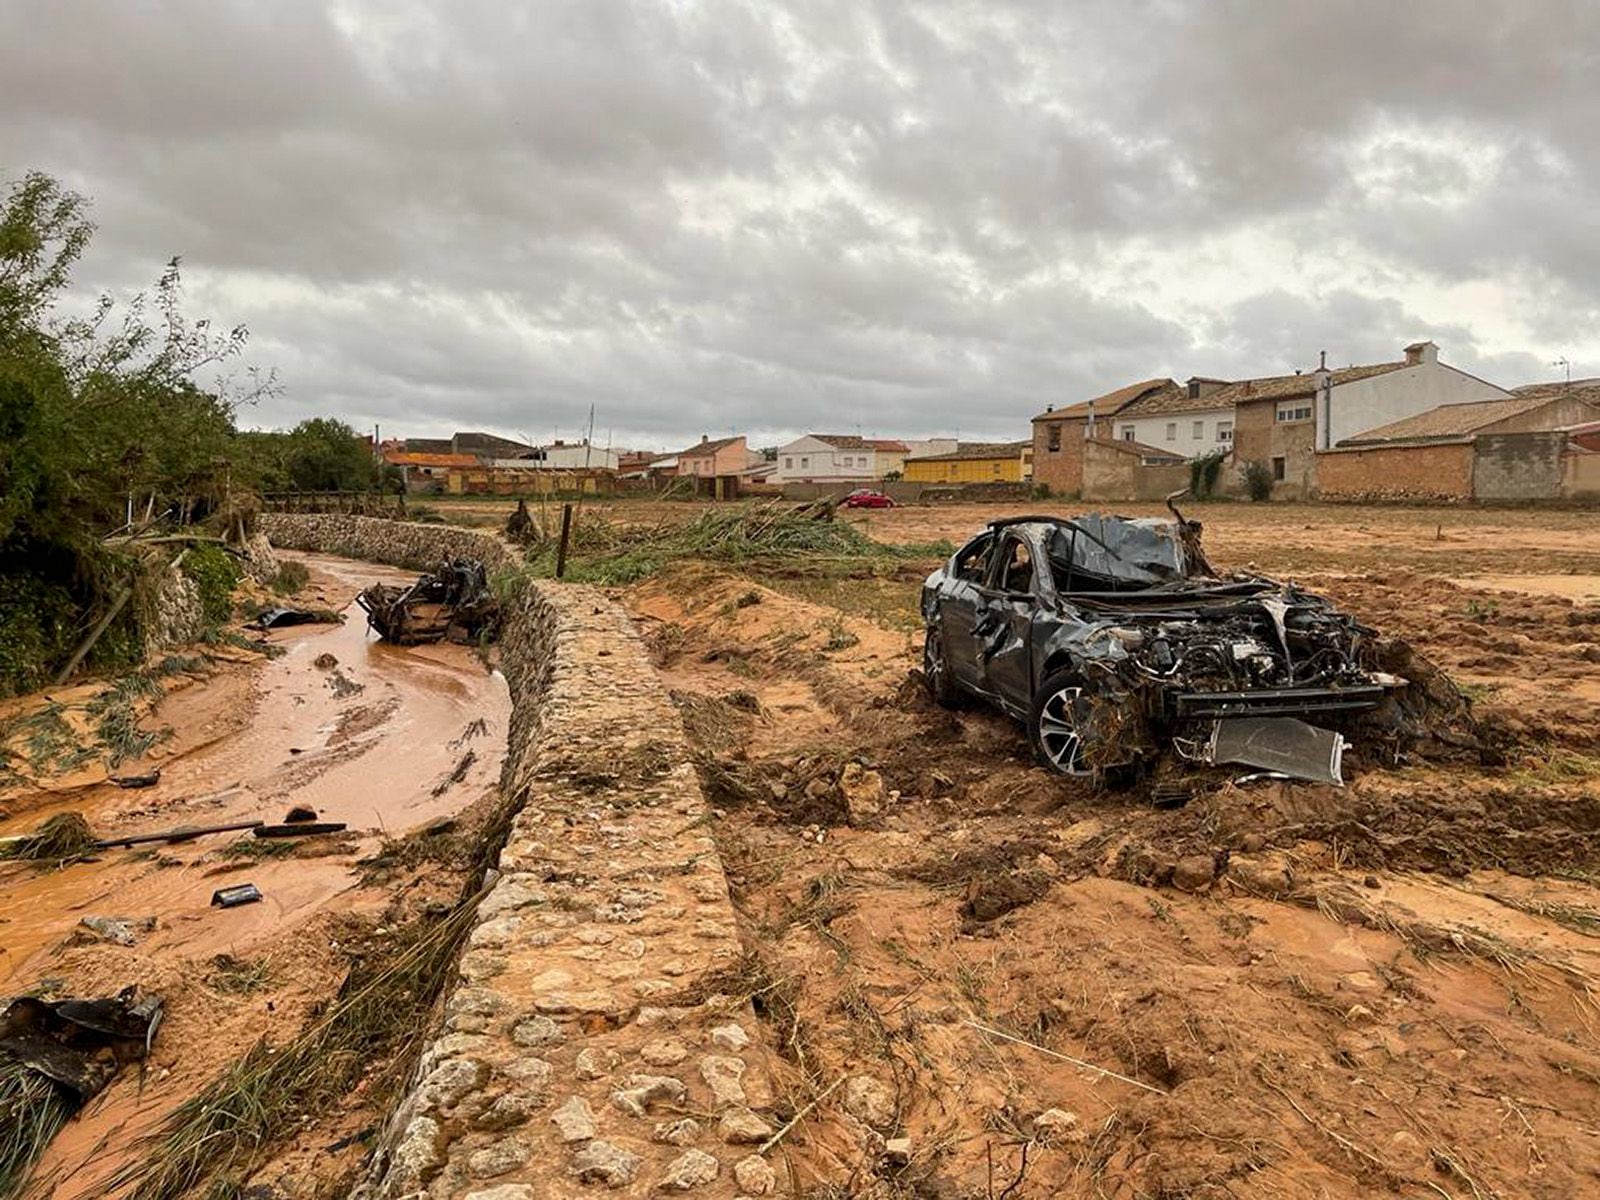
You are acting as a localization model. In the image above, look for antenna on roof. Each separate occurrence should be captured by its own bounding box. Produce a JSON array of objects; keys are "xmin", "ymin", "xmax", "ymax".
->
[
  {"xmin": 1554, "ymin": 356, "xmax": 1572, "ymax": 386},
  {"xmin": 1319, "ymin": 349, "xmax": 1327, "ymax": 370}
]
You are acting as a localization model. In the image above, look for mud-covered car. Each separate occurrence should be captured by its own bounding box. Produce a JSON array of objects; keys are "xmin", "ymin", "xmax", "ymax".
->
[{"xmin": 920, "ymin": 507, "xmax": 1407, "ymax": 785}]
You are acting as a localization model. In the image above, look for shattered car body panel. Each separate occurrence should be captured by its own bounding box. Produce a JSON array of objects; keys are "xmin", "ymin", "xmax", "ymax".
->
[
  {"xmin": 357, "ymin": 558, "xmax": 499, "ymax": 646},
  {"xmin": 921, "ymin": 509, "xmax": 1399, "ymax": 783}
]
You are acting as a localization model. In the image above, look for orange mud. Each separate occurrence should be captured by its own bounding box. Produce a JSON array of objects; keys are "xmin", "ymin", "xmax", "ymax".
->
[
  {"xmin": 0, "ymin": 552, "xmax": 508, "ymax": 1200},
  {"xmin": 622, "ymin": 510, "xmax": 1600, "ymax": 1200}
]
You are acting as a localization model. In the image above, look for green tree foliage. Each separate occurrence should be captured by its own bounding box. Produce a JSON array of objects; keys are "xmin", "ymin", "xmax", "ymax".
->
[
  {"xmin": 0, "ymin": 171, "xmax": 272, "ymax": 694},
  {"xmin": 1188, "ymin": 450, "xmax": 1227, "ymax": 498},
  {"xmin": 1242, "ymin": 460, "xmax": 1275, "ymax": 502}
]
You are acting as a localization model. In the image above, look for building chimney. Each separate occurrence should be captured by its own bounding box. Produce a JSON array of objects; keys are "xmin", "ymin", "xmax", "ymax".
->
[
  {"xmin": 701, "ymin": 434, "xmax": 709, "ymax": 444},
  {"xmin": 1404, "ymin": 340, "xmax": 1438, "ymax": 366},
  {"xmin": 1045, "ymin": 404, "xmax": 1054, "ymax": 413}
]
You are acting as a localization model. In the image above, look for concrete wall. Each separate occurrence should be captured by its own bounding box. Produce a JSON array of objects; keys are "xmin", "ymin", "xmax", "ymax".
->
[
  {"xmin": 1482, "ymin": 395, "xmax": 1600, "ymax": 435},
  {"xmin": 1565, "ymin": 449, "xmax": 1600, "ymax": 498},
  {"xmin": 1315, "ymin": 443, "xmax": 1475, "ymax": 503},
  {"xmin": 261, "ymin": 514, "xmax": 789, "ymax": 1200},
  {"xmin": 1326, "ymin": 361, "xmax": 1510, "ymax": 448},
  {"xmin": 1472, "ymin": 431, "xmax": 1566, "ymax": 502},
  {"xmin": 1080, "ymin": 439, "xmax": 1190, "ymax": 501}
]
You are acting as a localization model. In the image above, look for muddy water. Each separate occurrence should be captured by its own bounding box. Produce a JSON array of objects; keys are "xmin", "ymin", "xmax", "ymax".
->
[{"xmin": 0, "ymin": 552, "xmax": 510, "ymax": 989}]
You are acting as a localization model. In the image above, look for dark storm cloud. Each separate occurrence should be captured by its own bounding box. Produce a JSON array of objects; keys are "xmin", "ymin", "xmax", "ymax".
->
[{"xmin": 1, "ymin": 0, "xmax": 1595, "ymax": 447}]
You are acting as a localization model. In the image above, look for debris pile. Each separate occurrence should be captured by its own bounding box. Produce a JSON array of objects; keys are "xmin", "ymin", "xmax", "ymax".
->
[{"xmin": 0, "ymin": 988, "xmax": 163, "ymax": 1199}]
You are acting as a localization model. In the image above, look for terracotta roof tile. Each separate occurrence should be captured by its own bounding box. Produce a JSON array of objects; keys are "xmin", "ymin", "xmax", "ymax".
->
[
  {"xmin": 913, "ymin": 439, "xmax": 1030, "ymax": 462},
  {"xmin": 1342, "ymin": 394, "xmax": 1600, "ymax": 445},
  {"xmin": 1032, "ymin": 379, "xmax": 1177, "ymax": 423}
]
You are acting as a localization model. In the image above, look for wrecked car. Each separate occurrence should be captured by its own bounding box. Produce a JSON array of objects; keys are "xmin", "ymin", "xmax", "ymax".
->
[
  {"xmin": 357, "ymin": 558, "xmax": 499, "ymax": 645},
  {"xmin": 921, "ymin": 506, "xmax": 1409, "ymax": 785}
]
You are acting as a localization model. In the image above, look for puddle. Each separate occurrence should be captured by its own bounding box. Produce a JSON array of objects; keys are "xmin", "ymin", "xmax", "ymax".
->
[{"xmin": 0, "ymin": 552, "xmax": 510, "ymax": 990}]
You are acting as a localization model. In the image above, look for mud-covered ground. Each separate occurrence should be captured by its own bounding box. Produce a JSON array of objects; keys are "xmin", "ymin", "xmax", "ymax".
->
[
  {"xmin": 0, "ymin": 553, "xmax": 508, "ymax": 1199},
  {"xmin": 621, "ymin": 503, "xmax": 1600, "ymax": 1200}
]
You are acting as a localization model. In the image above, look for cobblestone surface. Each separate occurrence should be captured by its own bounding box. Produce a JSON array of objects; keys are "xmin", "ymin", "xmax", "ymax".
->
[{"xmin": 264, "ymin": 517, "xmax": 788, "ymax": 1199}]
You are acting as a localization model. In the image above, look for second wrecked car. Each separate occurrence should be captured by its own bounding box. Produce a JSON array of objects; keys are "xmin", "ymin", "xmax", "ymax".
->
[
  {"xmin": 921, "ymin": 505, "xmax": 1415, "ymax": 785},
  {"xmin": 357, "ymin": 558, "xmax": 499, "ymax": 645}
]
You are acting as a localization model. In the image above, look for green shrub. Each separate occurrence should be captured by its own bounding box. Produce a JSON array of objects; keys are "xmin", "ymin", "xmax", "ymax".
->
[
  {"xmin": 270, "ymin": 560, "xmax": 310, "ymax": 595},
  {"xmin": 1242, "ymin": 461, "xmax": 1274, "ymax": 503},
  {"xmin": 0, "ymin": 574, "xmax": 77, "ymax": 696},
  {"xmin": 181, "ymin": 545, "xmax": 242, "ymax": 625},
  {"xmin": 1189, "ymin": 450, "xmax": 1227, "ymax": 498}
]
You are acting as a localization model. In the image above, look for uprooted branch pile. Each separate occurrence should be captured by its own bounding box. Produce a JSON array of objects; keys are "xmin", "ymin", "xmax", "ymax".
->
[{"xmin": 524, "ymin": 500, "xmax": 952, "ymax": 583}]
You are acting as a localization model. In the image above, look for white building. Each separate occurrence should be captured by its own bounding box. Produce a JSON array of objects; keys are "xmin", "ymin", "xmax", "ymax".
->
[
  {"xmin": 525, "ymin": 440, "xmax": 620, "ymax": 470},
  {"xmin": 772, "ymin": 435, "xmax": 882, "ymax": 483},
  {"xmin": 1109, "ymin": 379, "xmax": 1236, "ymax": 456}
]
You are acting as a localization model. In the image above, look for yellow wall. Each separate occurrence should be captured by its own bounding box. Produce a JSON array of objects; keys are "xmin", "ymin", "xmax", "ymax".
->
[{"xmin": 903, "ymin": 455, "xmax": 1025, "ymax": 483}]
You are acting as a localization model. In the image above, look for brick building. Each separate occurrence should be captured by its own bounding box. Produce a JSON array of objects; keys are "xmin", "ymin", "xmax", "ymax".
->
[{"xmin": 1031, "ymin": 378, "xmax": 1179, "ymax": 495}]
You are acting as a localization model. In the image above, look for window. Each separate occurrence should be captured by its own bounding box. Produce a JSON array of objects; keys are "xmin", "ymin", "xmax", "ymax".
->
[
  {"xmin": 1046, "ymin": 423, "xmax": 1061, "ymax": 452},
  {"xmin": 954, "ymin": 534, "xmax": 992, "ymax": 582},
  {"xmin": 1217, "ymin": 422, "xmax": 1232, "ymax": 444},
  {"xmin": 1121, "ymin": 426, "xmax": 1135, "ymax": 441},
  {"xmin": 992, "ymin": 462, "xmax": 1001, "ymax": 474},
  {"xmin": 1192, "ymin": 421, "xmax": 1204, "ymax": 440},
  {"xmin": 997, "ymin": 537, "xmax": 1034, "ymax": 594},
  {"xmin": 1272, "ymin": 456, "xmax": 1286, "ymax": 481},
  {"xmin": 784, "ymin": 457, "xmax": 793, "ymax": 468},
  {"xmin": 800, "ymin": 456, "xmax": 809, "ymax": 468},
  {"xmin": 1276, "ymin": 402, "xmax": 1312, "ymax": 423},
  {"xmin": 1166, "ymin": 423, "xmax": 1177, "ymax": 441}
]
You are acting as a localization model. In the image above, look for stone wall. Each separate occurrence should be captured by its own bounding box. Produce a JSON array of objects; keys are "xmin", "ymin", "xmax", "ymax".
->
[
  {"xmin": 259, "ymin": 513, "xmax": 516, "ymax": 575},
  {"xmin": 1313, "ymin": 442, "xmax": 1476, "ymax": 503},
  {"xmin": 263, "ymin": 515, "xmax": 787, "ymax": 1200}
]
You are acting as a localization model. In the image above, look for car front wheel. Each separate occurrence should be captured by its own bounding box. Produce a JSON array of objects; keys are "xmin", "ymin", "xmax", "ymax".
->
[{"xmin": 1029, "ymin": 670, "xmax": 1096, "ymax": 777}]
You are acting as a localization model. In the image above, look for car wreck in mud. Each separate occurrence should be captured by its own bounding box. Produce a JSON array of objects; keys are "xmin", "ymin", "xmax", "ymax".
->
[
  {"xmin": 356, "ymin": 558, "xmax": 499, "ymax": 645},
  {"xmin": 921, "ymin": 505, "xmax": 1468, "ymax": 786}
]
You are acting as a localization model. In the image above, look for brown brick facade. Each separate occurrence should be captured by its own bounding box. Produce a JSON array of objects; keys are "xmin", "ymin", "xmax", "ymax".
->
[
  {"xmin": 1315, "ymin": 443, "xmax": 1475, "ymax": 502},
  {"xmin": 1031, "ymin": 415, "xmax": 1086, "ymax": 495},
  {"xmin": 1233, "ymin": 398, "xmax": 1318, "ymax": 498}
]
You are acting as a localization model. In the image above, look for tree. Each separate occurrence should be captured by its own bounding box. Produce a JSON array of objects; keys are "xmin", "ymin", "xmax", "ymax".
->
[{"xmin": 284, "ymin": 418, "xmax": 374, "ymax": 491}]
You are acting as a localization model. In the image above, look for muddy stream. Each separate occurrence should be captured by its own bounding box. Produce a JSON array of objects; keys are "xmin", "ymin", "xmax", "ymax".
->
[{"xmin": 0, "ymin": 552, "xmax": 510, "ymax": 1197}]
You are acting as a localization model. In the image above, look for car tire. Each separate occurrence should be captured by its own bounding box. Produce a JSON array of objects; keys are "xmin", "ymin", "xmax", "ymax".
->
[
  {"xmin": 922, "ymin": 625, "xmax": 962, "ymax": 709},
  {"xmin": 1028, "ymin": 669, "xmax": 1097, "ymax": 777}
]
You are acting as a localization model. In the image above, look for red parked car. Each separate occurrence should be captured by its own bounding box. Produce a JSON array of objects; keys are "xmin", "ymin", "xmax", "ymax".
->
[{"xmin": 841, "ymin": 488, "xmax": 896, "ymax": 509}]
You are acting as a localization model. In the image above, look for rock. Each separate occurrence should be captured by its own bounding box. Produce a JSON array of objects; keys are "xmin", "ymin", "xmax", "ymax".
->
[
  {"xmin": 510, "ymin": 1015, "xmax": 563, "ymax": 1046},
  {"xmin": 533, "ymin": 989, "xmax": 619, "ymax": 1016},
  {"xmin": 1238, "ymin": 832, "xmax": 1266, "ymax": 853},
  {"xmin": 709, "ymin": 1022, "xmax": 750, "ymax": 1051},
  {"xmin": 654, "ymin": 1117, "xmax": 702, "ymax": 1146},
  {"xmin": 1033, "ymin": 1109, "xmax": 1080, "ymax": 1143},
  {"xmin": 884, "ymin": 1137, "xmax": 913, "ymax": 1165},
  {"xmin": 571, "ymin": 1140, "xmax": 641, "ymax": 1188},
  {"xmin": 640, "ymin": 1037, "xmax": 690, "ymax": 1066},
  {"xmin": 415, "ymin": 1058, "xmax": 485, "ymax": 1113},
  {"xmin": 77, "ymin": 916, "xmax": 153, "ymax": 946},
  {"xmin": 699, "ymin": 1055, "xmax": 747, "ymax": 1107},
  {"xmin": 841, "ymin": 1075, "xmax": 896, "ymax": 1132},
  {"xmin": 733, "ymin": 1154, "xmax": 777, "ymax": 1195},
  {"xmin": 313, "ymin": 652, "xmax": 339, "ymax": 670},
  {"xmin": 1171, "ymin": 854, "xmax": 1216, "ymax": 893},
  {"xmin": 839, "ymin": 762, "xmax": 885, "ymax": 823},
  {"xmin": 385, "ymin": 1115, "xmax": 443, "ymax": 1191},
  {"xmin": 577, "ymin": 1047, "xmax": 621, "ymax": 1079},
  {"xmin": 473, "ymin": 1091, "xmax": 542, "ymax": 1132},
  {"xmin": 468, "ymin": 1138, "xmax": 530, "ymax": 1178},
  {"xmin": 660, "ymin": 1148, "xmax": 720, "ymax": 1190},
  {"xmin": 1364, "ymin": 874, "xmax": 1382, "ymax": 889},
  {"xmin": 1226, "ymin": 853, "xmax": 1292, "ymax": 898},
  {"xmin": 463, "ymin": 1187, "xmax": 536, "ymax": 1200},
  {"xmin": 499, "ymin": 1057, "xmax": 553, "ymax": 1091},
  {"xmin": 612, "ymin": 1073, "xmax": 688, "ymax": 1116},
  {"xmin": 550, "ymin": 1095, "xmax": 597, "ymax": 1142},
  {"xmin": 718, "ymin": 1106, "xmax": 773, "ymax": 1143}
]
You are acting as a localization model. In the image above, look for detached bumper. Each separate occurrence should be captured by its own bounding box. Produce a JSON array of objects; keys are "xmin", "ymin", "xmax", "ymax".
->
[{"xmin": 1172, "ymin": 684, "xmax": 1386, "ymax": 719}]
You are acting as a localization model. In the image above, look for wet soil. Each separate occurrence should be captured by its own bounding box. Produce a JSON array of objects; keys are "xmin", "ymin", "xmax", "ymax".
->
[
  {"xmin": 0, "ymin": 552, "xmax": 509, "ymax": 1199},
  {"xmin": 622, "ymin": 525, "xmax": 1600, "ymax": 1200}
]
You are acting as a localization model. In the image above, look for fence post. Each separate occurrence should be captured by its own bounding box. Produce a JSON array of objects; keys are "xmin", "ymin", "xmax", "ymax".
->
[{"xmin": 555, "ymin": 503, "xmax": 574, "ymax": 579}]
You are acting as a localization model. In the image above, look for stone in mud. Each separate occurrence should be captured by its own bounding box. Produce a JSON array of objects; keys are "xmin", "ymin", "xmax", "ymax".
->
[
  {"xmin": 1032, "ymin": 1109, "xmax": 1081, "ymax": 1143},
  {"xmin": 571, "ymin": 1140, "xmax": 641, "ymax": 1187},
  {"xmin": 1171, "ymin": 854, "xmax": 1216, "ymax": 893},
  {"xmin": 734, "ymin": 1154, "xmax": 777, "ymax": 1195},
  {"xmin": 654, "ymin": 1118, "xmax": 702, "ymax": 1146},
  {"xmin": 612, "ymin": 1073, "xmax": 688, "ymax": 1116},
  {"xmin": 510, "ymin": 1015, "xmax": 563, "ymax": 1047},
  {"xmin": 550, "ymin": 1095, "xmax": 598, "ymax": 1142},
  {"xmin": 698, "ymin": 1055, "xmax": 747, "ymax": 1106},
  {"xmin": 718, "ymin": 1106, "xmax": 773, "ymax": 1143},
  {"xmin": 640, "ymin": 1037, "xmax": 690, "ymax": 1066},
  {"xmin": 473, "ymin": 1091, "xmax": 543, "ymax": 1132},
  {"xmin": 468, "ymin": 1138, "xmax": 530, "ymax": 1178},
  {"xmin": 839, "ymin": 762, "xmax": 885, "ymax": 823},
  {"xmin": 1226, "ymin": 853, "xmax": 1292, "ymax": 898},
  {"xmin": 463, "ymin": 1188, "xmax": 536, "ymax": 1200},
  {"xmin": 577, "ymin": 1047, "xmax": 621, "ymax": 1079},
  {"xmin": 709, "ymin": 1022, "xmax": 750, "ymax": 1051},
  {"xmin": 660, "ymin": 1148, "xmax": 720, "ymax": 1189},
  {"xmin": 842, "ymin": 1075, "xmax": 897, "ymax": 1132}
]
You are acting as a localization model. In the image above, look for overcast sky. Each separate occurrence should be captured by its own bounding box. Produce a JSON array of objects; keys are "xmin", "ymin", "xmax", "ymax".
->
[{"xmin": 4, "ymin": 1, "xmax": 1597, "ymax": 451}]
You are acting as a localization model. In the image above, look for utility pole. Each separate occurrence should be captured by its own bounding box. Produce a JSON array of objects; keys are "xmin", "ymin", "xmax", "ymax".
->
[{"xmin": 1554, "ymin": 356, "xmax": 1572, "ymax": 387}]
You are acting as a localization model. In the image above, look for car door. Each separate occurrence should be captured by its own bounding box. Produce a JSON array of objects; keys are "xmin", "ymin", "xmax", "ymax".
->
[
  {"xmin": 974, "ymin": 532, "xmax": 1039, "ymax": 715},
  {"xmin": 938, "ymin": 533, "xmax": 993, "ymax": 689}
]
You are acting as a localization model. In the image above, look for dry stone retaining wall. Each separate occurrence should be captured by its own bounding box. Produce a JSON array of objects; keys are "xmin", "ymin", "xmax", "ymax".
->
[{"xmin": 262, "ymin": 515, "xmax": 787, "ymax": 1200}]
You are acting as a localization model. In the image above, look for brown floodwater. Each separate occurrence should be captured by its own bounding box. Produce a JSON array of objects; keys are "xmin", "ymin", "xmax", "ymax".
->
[{"xmin": 0, "ymin": 550, "xmax": 510, "ymax": 990}]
